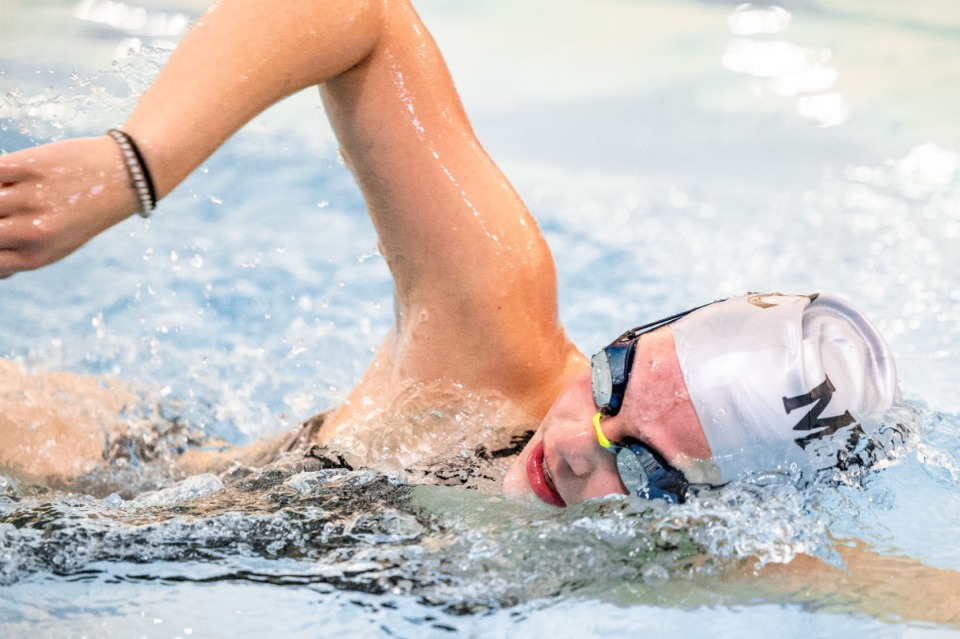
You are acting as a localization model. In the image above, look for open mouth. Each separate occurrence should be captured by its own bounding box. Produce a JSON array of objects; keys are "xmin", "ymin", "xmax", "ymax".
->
[{"xmin": 526, "ymin": 440, "xmax": 566, "ymax": 507}]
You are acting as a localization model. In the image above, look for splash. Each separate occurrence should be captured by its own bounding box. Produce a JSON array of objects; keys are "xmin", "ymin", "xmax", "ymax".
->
[{"xmin": 0, "ymin": 48, "xmax": 170, "ymax": 143}]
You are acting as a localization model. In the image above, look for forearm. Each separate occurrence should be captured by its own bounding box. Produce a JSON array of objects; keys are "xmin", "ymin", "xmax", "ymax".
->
[
  {"xmin": 124, "ymin": 0, "xmax": 383, "ymax": 199},
  {"xmin": 746, "ymin": 543, "xmax": 960, "ymax": 626}
]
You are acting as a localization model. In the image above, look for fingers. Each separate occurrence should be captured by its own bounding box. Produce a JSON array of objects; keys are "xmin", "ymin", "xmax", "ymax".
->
[
  {"xmin": 0, "ymin": 154, "xmax": 39, "ymax": 184},
  {"xmin": 0, "ymin": 153, "xmax": 40, "ymax": 217},
  {"xmin": 0, "ymin": 153, "xmax": 61, "ymax": 271},
  {"xmin": 0, "ymin": 251, "xmax": 28, "ymax": 279},
  {"xmin": 0, "ymin": 214, "xmax": 44, "ymax": 253},
  {"xmin": 0, "ymin": 202, "xmax": 61, "ymax": 276},
  {"xmin": 0, "ymin": 228, "xmax": 61, "ymax": 278},
  {"xmin": 0, "ymin": 183, "xmax": 34, "ymax": 219},
  {"xmin": 0, "ymin": 169, "xmax": 15, "ymax": 208},
  {"xmin": 0, "ymin": 245, "xmax": 37, "ymax": 278}
]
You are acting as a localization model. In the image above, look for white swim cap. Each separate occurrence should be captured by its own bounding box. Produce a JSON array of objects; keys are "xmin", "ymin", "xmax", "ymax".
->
[{"xmin": 671, "ymin": 293, "xmax": 898, "ymax": 483}]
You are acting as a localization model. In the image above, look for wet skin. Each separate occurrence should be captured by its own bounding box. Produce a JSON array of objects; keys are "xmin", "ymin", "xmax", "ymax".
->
[
  {"xmin": 1, "ymin": 0, "xmax": 708, "ymax": 504},
  {"xmin": 502, "ymin": 326, "xmax": 713, "ymax": 507}
]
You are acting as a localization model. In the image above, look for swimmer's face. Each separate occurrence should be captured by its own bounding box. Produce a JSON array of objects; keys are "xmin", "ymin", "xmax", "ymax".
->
[{"xmin": 502, "ymin": 327, "xmax": 712, "ymax": 506}]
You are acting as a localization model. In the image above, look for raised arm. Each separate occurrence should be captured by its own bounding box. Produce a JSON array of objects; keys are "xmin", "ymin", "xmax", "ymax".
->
[
  {"xmin": 316, "ymin": 2, "xmax": 583, "ymax": 420},
  {"xmin": 0, "ymin": 0, "xmax": 582, "ymax": 419}
]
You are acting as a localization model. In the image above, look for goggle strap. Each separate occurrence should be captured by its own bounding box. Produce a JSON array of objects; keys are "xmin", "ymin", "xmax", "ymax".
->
[{"xmin": 614, "ymin": 299, "xmax": 720, "ymax": 344}]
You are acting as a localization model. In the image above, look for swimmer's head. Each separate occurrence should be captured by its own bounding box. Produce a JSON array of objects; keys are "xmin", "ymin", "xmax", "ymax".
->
[{"xmin": 503, "ymin": 292, "xmax": 898, "ymax": 506}]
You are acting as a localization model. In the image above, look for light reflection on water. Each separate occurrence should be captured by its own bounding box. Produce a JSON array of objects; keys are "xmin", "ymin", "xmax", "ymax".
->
[
  {"xmin": 722, "ymin": 5, "xmax": 846, "ymax": 126},
  {"xmin": 1, "ymin": 0, "xmax": 960, "ymax": 635}
]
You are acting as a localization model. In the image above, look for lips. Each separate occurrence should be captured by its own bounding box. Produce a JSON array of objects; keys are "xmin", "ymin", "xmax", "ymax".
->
[{"xmin": 526, "ymin": 440, "xmax": 566, "ymax": 507}]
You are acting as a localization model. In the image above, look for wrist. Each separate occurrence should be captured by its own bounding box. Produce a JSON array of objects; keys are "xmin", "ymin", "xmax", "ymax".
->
[{"xmin": 106, "ymin": 129, "xmax": 157, "ymax": 218}]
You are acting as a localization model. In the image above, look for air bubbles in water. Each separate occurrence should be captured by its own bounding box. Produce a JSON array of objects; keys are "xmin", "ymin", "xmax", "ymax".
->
[
  {"xmin": 641, "ymin": 563, "xmax": 670, "ymax": 585},
  {"xmin": 101, "ymin": 492, "xmax": 123, "ymax": 508}
]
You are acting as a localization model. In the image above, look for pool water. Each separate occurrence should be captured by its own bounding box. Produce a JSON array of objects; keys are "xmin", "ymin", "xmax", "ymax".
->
[{"xmin": 2, "ymin": 0, "xmax": 960, "ymax": 636}]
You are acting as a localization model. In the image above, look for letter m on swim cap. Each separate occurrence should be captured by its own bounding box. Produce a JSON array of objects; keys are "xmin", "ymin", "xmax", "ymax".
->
[{"xmin": 783, "ymin": 376, "xmax": 857, "ymax": 449}]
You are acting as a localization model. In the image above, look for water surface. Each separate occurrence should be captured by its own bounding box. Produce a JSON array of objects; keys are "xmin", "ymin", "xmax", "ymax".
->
[{"xmin": 1, "ymin": 0, "xmax": 959, "ymax": 636}]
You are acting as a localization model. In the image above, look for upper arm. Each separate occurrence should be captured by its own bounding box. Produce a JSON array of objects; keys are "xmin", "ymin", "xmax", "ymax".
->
[{"xmin": 320, "ymin": 1, "xmax": 578, "ymax": 411}]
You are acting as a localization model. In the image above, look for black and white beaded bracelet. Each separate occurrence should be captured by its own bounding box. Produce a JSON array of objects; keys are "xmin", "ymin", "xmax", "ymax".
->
[{"xmin": 107, "ymin": 128, "xmax": 157, "ymax": 219}]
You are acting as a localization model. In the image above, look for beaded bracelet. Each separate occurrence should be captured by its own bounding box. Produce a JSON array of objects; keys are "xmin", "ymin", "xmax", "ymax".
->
[{"xmin": 107, "ymin": 128, "xmax": 157, "ymax": 218}]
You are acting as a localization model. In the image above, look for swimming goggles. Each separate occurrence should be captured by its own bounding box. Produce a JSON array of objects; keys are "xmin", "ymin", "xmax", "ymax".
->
[
  {"xmin": 589, "ymin": 301, "xmax": 718, "ymax": 503},
  {"xmin": 592, "ymin": 413, "xmax": 690, "ymax": 502}
]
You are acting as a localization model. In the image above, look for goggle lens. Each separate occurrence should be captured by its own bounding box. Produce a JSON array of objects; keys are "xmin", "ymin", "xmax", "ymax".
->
[
  {"xmin": 593, "ymin": 413, "xmax": 687, "ymax": 503},
  {"xmin": 590, "ymin": 351, "xmax": 613, "ymax": 410},
  {"xmin": 615, "ymin": 446, "xmax": 651, "ymax": 497}
]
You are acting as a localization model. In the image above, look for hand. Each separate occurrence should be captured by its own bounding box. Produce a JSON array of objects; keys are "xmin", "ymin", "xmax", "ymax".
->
[{"xmin": 0, "ymin": 136, "xmax": 141, "ymax": 278}]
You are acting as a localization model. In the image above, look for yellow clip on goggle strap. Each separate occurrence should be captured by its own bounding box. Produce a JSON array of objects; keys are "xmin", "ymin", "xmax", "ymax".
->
[{"xmin": 593, "ymin": 412, "xmax": 613, "ymax": 449}]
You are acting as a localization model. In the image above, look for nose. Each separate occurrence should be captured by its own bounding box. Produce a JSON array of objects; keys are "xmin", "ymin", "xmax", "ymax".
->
[
  {"xmin": 551, "ymin": 419, "xmax": 601, "ymax": 477},
  {"xmin": 549, "ymin": 418, "xmax": 629, "ymax": 502}
]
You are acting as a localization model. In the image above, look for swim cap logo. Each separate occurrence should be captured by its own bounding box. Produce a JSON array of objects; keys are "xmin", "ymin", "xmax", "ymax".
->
[
  {"xmin": 747, "ymin": 292, "xmax": 819, "ymax": 309},
  {"xmin": 783, "ymin": 376, "xmax": 857, "ymax": 449}
]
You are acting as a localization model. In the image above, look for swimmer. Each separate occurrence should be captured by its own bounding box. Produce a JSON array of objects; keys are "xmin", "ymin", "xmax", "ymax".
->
[
  {"xmin": 6, "ymin": 2, "xmax": 960, "ymax": 627},
  {"xmin": 0, "ymin": 0, "xmax": 896, "ymax": 505}
]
